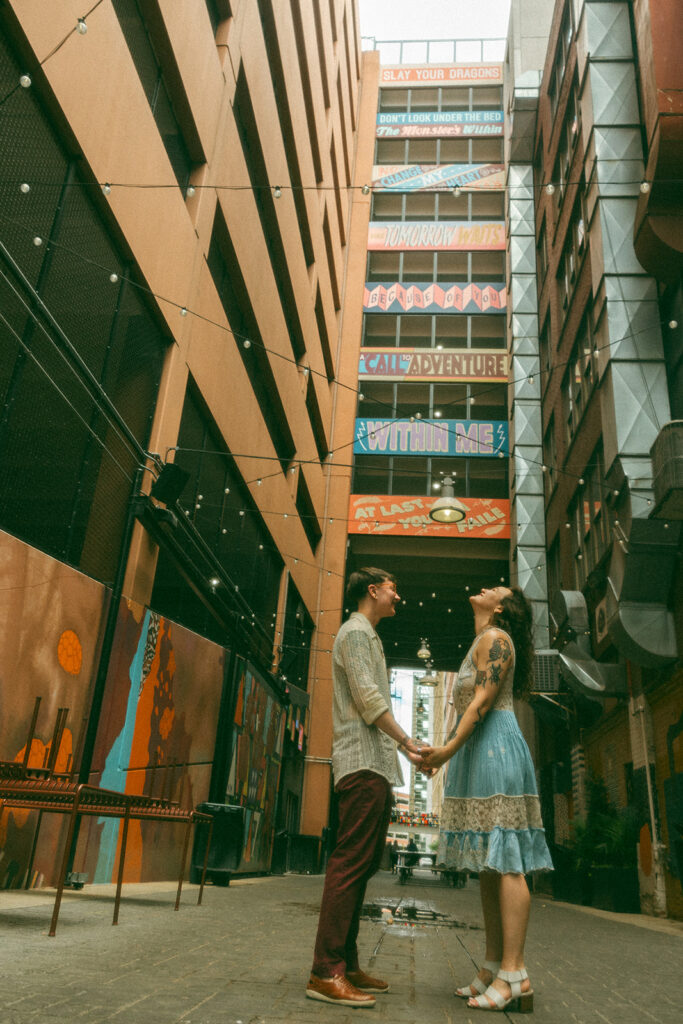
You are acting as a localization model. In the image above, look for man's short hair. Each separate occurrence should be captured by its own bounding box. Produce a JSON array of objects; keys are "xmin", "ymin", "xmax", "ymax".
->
[{"xmin": 345, "ymin": 567, "xmax": 396, "ymax": 607}]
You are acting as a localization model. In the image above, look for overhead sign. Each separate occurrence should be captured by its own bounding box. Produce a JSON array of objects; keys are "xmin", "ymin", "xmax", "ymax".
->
[
  {"xmin": 377, "ymin": 110, "xmax": 503, "ymax": 138},
  {"xmin": 380, "ymin": 65, "xmax": 503, "ymax": 86},
  {"xmin": 363, "ymin": 281, "xmax": 506, "ymax": 314},
  {"xmin": 371, "ymin": 163, "xmax": 504, "ymax": 192},
  {"xmin": 359, "ymin": 348, "xmax": 508, "ymax": 382},
  {"xmin": 368, "ymin": 221, "xmax": 505, "ymax": 251},
  {"xmin": 354, "ymin": 418, "xmax": 507, "ymax": 457},
  {"xmin": 348, "ymin": 494, "xmax": 510, "ymax": 538}
]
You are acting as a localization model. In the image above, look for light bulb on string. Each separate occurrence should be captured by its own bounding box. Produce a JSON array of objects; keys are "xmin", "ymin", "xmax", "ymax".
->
[
  {"xmin": 101, "ymin": 183, "xmax": 111, "ymax": 195},
  {"xmin": 109, "ymin": 272, "xmax": 119, "ymax": 283},
  {"xmin": 77, "ymin": 18, "xmax": 88, "ymax": 34},
  {"xmin": 669, "ymin": 320, "xmax": 678, "ymax": 330},
  {"xmin": 452, "ymin": 186, "xmax": 462, "ymax": 197},
  {"xmin": 243, "ymin": 339, "xmax": 251, "ymax": 349},
  {"xmin": 273, "ymin": 185, "xmax": 282, "ymax": 198},
  {"xmin": 33, "ymin": 236, "xmax": 42, "ymax": 246},
  {"xmin": 639, "ymin": 181, "xmax": 650, "ymax": 193},
  {"xmin": 19, "ymin": 183, "xmax": 30, "ymax": 194},
  {"xmin": 545, "ymin": 183, "xmax": 555, "ymax": 195},
  {"xmin": 180, "ymin": 307, "xmax": 188, "ymax": 316},
  {"xmin": 186, "ymin": 185, "xmax": 195, "ymax": 198},
  {"xmin": 19, "ymin": 74, "xmax": 32, "ymax": 88},
  {"xmin": 361, "ymin": 184, "xmax": 371, "ymax": 195}
]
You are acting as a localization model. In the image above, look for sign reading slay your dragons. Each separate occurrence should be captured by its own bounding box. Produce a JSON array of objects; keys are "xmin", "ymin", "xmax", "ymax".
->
[{"xmin": 354, "ymin": 418, "xmax": 507, "ymax": 457}]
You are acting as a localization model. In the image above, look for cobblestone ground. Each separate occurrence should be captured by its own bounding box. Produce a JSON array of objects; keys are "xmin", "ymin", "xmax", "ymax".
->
[{"xmin": 1, "ymin": 870, "xmax": 681, "ymax": 1024}]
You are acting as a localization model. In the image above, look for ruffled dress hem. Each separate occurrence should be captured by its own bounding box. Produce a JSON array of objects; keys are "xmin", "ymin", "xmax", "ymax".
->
[{"xmin": 438, "ymin": 826, "xmax": 554, "ymax": 876}]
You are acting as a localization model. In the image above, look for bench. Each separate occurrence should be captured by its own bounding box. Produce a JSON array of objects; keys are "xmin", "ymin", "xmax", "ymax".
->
[{"xmin": 0, "ymin": 698, "xmax": 214, "ymax": 936}]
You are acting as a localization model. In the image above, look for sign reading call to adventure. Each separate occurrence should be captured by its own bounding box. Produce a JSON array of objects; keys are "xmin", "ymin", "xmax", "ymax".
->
[
  {"xmin": 358, "ymin": 348, "xmax": 508, "ymax": 382},
  {"xmin": 376, "ymin": 110, "xmax": 503, "ymax": 138},
  {"xmin": 368, "ymin": 221, "xmax": 505, "ymax": 251},
  {"xmin": 363, "ymin": 281, "xmax": 506, "ymax": 314},
  {"xmin": 371, "ymin": 163, "xmax": 504, "ymax": 192},
  {"xmin": 354, "ymin": 418, "xmax": 507, "ymax": 457},
  {"xmin": 348, "ymin": 494, "xmax": 510, "ymax": 538}
]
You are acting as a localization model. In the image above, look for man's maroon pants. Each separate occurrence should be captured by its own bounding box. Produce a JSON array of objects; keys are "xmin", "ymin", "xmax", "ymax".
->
[{"xmin": 311, "ymin": 770, "xmax": 393, "ymax": 978}]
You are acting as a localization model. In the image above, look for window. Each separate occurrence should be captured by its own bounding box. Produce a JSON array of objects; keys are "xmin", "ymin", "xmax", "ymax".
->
[
  {"xmin": 204, "ymin": 0, "xmax": 232, "ymax": 35},
  {"xmin": 537, "ymin": 220, "xmax": 548, "ymax": 284},
  {"xmin": 548, "ymin": 2, "xmax": 573, "ymax": 119},
  {"xmin": 569, "ymin": 447, "xmax": 610, "ymax": 585},
  {"xmin": 543, "ymin": 418, "xmax": 558, "ymax": 492},
  {"xmin": 208, "ymin": 207, "xmax": 296, "ymax": 470},
  {"xmin": 0, "ymin": 30, "xmax": 167, "ymax": 583},
  {"xmin": 151, "ymin": 385, "xmax": 282, "ymax": 650},
  {"xmin": 112, "ymin": 0, "xmax": 192, "ymax": 188},
  {"xmin": 233, "ymin": 66, "xmax": 307, "ymax": 359},
  {"xmin": 563, "ymin": 315, "xmax": 597, "ymax": 443},
  {"xmin": 279, "ymin": 575, "xmax": 314, "ymax": 688},
  {"xmin": 295, "ymin": 472, "xmax": 322, "ymax": 553}
]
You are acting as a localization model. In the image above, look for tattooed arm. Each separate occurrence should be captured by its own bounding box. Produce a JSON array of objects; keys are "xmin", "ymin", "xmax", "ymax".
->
[{"xmin": 420, "ymin": 629, "xmax": 512, "ymax": 770}]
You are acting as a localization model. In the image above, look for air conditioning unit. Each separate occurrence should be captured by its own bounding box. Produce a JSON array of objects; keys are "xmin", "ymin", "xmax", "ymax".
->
[
  {"xmin": 594, "ymin": 595, "xmax": 609, "ymax": 645},
  {"xmin": 533, "ymin": 649, "xmax": 561, "ymax": 693}
]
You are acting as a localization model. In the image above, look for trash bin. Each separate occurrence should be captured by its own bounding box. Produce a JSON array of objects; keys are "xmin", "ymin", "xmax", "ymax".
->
[
  {"xmin": 287, "ymin": 833, "xmax": 322, "ymax": 874},
  {"xmin": 190, "ymin": 803, "xmax": 245, "ymax": 886}
]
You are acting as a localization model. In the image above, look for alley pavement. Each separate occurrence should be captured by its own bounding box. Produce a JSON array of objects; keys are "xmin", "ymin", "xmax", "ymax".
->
[{"xmin": 1, "ymin": 868, "xmax": 681, "ymax": 1024}]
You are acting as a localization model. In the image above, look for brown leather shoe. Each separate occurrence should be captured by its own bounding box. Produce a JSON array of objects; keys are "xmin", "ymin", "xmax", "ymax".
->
[
  {"xmin": 347, "ymin": 969, "xmax": 390, "ymax": 993},
  {"xmin": 306, "ymin": 973, "xmax": 376, "ymax": 1007}
]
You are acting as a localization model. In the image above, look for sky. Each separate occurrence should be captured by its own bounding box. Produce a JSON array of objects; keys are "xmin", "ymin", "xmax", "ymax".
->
[{"xmin": 359, "ymin": 0, "xmax": 512, "ymax": 44}]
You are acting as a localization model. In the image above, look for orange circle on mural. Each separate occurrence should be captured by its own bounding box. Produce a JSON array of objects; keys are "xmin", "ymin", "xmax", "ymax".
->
[
  {"xmin": 57, "ymin": 629, "xmax": 83, "ymax": 675},
  {"xmin": 639, "ymin": 822, "xmax": 652, "ymax": 876}
]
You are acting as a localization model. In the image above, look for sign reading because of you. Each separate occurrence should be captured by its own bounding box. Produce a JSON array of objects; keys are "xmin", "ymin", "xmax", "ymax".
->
[{"xmin": 354, "ymin": 418, "xmax": 508, "ymax": 457}]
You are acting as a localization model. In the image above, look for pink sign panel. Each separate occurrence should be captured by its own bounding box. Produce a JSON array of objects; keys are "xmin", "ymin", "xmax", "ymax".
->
[{"xmin": 348, "ymin": 495, "xmax": 510, "ymax": 538}]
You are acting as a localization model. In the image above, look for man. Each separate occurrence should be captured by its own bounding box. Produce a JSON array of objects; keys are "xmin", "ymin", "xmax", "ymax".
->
[{"xmin": 306, "ymin": 567, "xmax": 424, "ymax": 1009}]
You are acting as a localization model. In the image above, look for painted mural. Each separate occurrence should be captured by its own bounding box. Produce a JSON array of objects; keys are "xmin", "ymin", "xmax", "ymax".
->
[
  {"xmin": 78, "ymin": 599, "xmax": 225, "ymax": 885},
  {"xmin": 0, "ymin": 529, "xmax": 107, "ymax": 888},
  {"xmin": 226, "ymin": 661, "xmax": 285, "ymax": 874}
]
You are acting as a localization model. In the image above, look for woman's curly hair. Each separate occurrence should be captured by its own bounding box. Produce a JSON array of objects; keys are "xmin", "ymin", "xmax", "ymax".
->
[{"xmin": 489, "ymin": 586, "xmax": 534, "ymax": 699}]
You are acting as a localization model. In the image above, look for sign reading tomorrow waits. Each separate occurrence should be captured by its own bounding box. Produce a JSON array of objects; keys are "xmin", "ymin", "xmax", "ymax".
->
[
  {"xmin": 354, "ymin": 418, "xmax": 508, "ymax": 457},
  {"xmin": 368, "ymin": 221, "xmax": 505, "ymax": 251},
  {"xmin": 358, "ymin": 348, "xmax": 508, "ymax": 382}
]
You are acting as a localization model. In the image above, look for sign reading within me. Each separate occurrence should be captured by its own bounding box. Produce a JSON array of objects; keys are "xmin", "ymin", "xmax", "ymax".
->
[{"xmin": 354, "ymin": 418, "xmax": 508, "ymax": 457}]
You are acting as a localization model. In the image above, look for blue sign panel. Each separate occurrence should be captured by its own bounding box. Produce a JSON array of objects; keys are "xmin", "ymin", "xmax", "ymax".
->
[{"xmin": 354, "ymin": 418, "xmax": 508, "ymax": 457}]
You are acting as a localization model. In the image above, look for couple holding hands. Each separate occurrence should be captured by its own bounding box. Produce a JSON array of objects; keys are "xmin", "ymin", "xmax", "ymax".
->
[{"xmin": 306, "ymin": 567, "xmax": 552, "ymax": 1011}]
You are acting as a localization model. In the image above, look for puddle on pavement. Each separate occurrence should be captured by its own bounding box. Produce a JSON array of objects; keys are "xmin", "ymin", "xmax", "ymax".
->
[{"xmin": 361, "ymin": 897, "xmax": 480, "ymax": 930}]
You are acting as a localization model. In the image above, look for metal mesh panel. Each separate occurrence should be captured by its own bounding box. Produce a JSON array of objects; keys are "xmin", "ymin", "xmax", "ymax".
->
[{"xmin": 533, "ymin": 650, "xmax": 561, "ymax": 693}]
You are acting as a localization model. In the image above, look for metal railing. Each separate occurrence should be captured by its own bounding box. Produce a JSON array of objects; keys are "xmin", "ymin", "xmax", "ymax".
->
[{"xmin": 361, "ymin": 37, "xmax": 506, "ymax": 65}]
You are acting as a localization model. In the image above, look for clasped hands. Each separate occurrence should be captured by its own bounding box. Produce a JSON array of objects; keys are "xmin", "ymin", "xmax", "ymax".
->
[{"xmin": 400, "ymin": 738, "xmax": 449, "ymax": 775}]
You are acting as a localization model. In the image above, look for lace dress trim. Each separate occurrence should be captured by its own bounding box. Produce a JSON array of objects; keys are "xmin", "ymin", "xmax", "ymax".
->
[{"xmin": 441, "ymin": 792, "xmax": 545, "ymax": 833}]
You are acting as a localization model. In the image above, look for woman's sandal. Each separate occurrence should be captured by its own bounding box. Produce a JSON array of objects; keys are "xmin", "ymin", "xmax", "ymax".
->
[
  {"xmin": 467, "ymin": 968, "xmax": 534, "ymax": 1013},
  {"xmin": 454, "ymin": 960, "xmax": 501, "ymax": 998}
]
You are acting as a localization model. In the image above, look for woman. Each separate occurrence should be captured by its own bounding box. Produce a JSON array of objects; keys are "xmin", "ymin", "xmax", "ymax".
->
[{"xmin": 420, "ymin": 585, "xmax": 552, "ymax": 1013}]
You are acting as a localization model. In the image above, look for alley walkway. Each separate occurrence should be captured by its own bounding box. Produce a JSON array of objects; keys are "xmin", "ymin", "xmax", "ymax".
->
[{"xmin": 1, "ymin": 870, "xmax": 681, "ymax": 1024}]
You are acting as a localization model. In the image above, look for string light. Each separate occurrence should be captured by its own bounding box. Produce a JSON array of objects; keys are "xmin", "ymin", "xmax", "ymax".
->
[
  {"xmin": 101, "ymin": 183, "xmax": 111, "ymax": 195},
  {"xmin": 19, "ymin": 74, "xmax": 31, "ymax": 88},
  {"xmin": 273, "ymin": 185, "xmax": 282, "ymax": 198},
  {"xmin": 180, "ymin": 307, "xmax": 188, "ymax": 316},
  {"xmin": 77, "ymin": 18, "xmax": 88, "ymax": 34},
  {"xmin": 545, "ymin": 183, "xmax": 555, "ymax": 195},
  {"xmin": 361, "ymin": 184, "xmax": 371, "ymax": 195},
  {"xmin": 109, "ymin": 272, "xmax": 118, "ymax": 283},
  {"xmin": 32, "ymin": 236, "xmax": 42, "ymax": 246},
  {"xmin": 639, "ymin": 181, "xmax": 650, "ymax": 194},
  {"xmin": 19, "ymin": 183, "xmax": 30, "ymax": 194},
  {"xmin": 669, "ymin": 320, "xmax": 678, "ymax": 330},
  {"xmin": 452, "ymin": 186, "xmax": 462, "ymax": 197},
  {"xmin": 186, "ymin": 185, "xmax": 195, "ymax": 198},
  {"xmin": 243, "ymin": 339, "xmax": 251, "ymax": 348}
]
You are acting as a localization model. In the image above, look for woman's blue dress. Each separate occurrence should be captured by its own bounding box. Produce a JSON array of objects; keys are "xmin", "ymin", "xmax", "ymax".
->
[{"xmin": 437, "ymin": 628, "xmax": 553, "ymax": 875}]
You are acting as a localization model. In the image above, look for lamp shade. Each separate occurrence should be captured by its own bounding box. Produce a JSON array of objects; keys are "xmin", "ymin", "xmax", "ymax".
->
[
  {"xmin": 429, "ymin": 476, "xmax": 467, "ymax": 523},
  {"xmin": 417, "ymin": 638, "xmax": 431, "ymax": 660}
]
